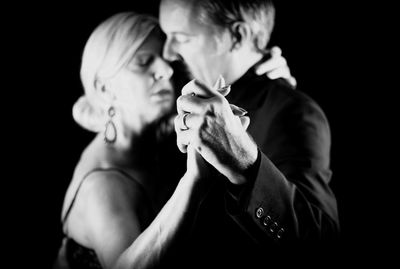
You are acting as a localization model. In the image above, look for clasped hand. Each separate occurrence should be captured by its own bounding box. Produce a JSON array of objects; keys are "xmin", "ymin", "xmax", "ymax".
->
[{"xmin": 174, "ymin": 77, "xmax": 258, "ymax": 185}]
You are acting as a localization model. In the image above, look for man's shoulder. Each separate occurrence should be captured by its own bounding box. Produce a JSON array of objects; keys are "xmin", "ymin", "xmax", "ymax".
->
[
  {"xmin": 267, "ymin": 79, "xmax": 322, "ymax": 112},
  {"xmin": 232, "ymin": 75, "xmax": 322, "ymax": 115},
  {"xmin": 267, "ymin": 78, "xmax": 306, "ymax": 101}
]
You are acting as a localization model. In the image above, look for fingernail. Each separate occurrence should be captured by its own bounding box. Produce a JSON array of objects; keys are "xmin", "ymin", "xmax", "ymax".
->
[
  {"xmin": 220, "ymin": 85, "xmax": 230, "ymax": 91},
  {"xmin": 232, "ymin": 106, "xmax": 248, "ymax": 116},
  {"xmin": 219, "ymin": 85, "xmax": 231, "ymax": 96},
  {"xmin": 235, "ymin": 111, "xmax": 247, "ymax": 117},
  {"xmin": 238, "ymin": 107, "xmax": 248, "ymax": 115},
  {"xmin": 213, "ymin": 74, "xmax": 226, "ymax": 90}
]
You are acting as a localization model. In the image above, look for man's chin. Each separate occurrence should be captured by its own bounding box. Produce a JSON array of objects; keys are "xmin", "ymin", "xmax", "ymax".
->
[{"xmin": 171, "ymin": 61, "xmax": 194, "ymax": 84}]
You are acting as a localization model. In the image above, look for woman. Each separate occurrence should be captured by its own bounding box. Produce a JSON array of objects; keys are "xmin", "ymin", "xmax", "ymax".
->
[{"xmin": 54, "ymin": 12, "xmax": 295, "ymax": 269}]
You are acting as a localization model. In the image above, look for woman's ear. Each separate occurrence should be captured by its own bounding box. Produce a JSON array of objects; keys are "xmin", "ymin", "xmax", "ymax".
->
[
  {"xmin": 230, "ymin": 22, "xmax": 251, "ymax": 52},
  {"xmin": 94, "ymin": 79, "xmax": 116, "ymax": 104}
]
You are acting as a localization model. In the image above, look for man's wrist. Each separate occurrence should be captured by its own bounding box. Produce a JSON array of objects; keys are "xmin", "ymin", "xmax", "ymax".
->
[
  {"xmin": 233, "ymin": 136, "xmax": 258, "ymax": 185},
  {"xmin": 227, "ymin": 149, "xmax": 261, "ymax": 200},
  {"xmin": 242, "ymin": 148, "xmax": 261, "ymax": 185}
]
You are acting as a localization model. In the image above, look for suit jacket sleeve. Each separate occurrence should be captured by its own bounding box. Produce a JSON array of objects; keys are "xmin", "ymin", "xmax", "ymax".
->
[{"xmin": 226, "ymin": 92, "xmax": 340, "ymax": 243}]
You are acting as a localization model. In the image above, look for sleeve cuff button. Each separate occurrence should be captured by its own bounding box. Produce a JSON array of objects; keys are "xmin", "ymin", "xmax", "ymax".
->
[
  {"xmin": 262, "ymin": 215, "xmax": 272, "ymax": 226},
  {"xmin": 256, "ymin": 207, "xmax": 264, "ymax": 219},
  {"xmin": 277, "ymin": 228, "xmax": 285, "ymax": 239}
]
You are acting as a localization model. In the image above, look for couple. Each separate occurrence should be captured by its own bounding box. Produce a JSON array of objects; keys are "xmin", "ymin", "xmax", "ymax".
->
[{"xmin": 54, "ymin": 0, "xmax": 339, "ymax": 268}]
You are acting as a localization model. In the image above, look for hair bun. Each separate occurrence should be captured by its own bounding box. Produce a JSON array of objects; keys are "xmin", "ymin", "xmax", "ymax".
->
[{"xmin": 72, "ymin": 95, "xmax": 105, "ymax": 133}]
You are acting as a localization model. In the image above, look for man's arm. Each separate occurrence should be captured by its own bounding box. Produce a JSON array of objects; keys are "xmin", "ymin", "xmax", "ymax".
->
[
  {"xmin": 175, "ymin": 81, "xmax": 339, "ymax": 242},
  {"xmin": 227, "ymin": 95, "xmax": 339, "ymax": 242}
]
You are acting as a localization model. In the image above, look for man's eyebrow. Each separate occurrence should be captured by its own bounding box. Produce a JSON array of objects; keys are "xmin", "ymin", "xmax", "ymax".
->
[
  {"xmin": 170, "ymin": 31, "xmax": 193, "ymax": 36},
  {"xmin": 134, "ymin": 51, "xmax": 153, "ymax": 55}
]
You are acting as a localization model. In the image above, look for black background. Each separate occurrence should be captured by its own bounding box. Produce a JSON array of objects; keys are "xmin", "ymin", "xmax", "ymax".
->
[{"xmin": 7, "ymin": 1, "xmax": 388, "ymax": 268}]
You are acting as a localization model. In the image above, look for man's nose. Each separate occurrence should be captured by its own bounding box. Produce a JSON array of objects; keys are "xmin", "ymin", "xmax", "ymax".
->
[{"xmin": 163, "ymin": 37, "xmax": 178, "ymax": 62}]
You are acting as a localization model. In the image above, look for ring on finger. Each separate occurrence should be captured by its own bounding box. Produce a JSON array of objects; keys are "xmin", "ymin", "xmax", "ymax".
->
[{"xmin": 181, "ymin": 112, "xmax": 190, "ymax": 130}]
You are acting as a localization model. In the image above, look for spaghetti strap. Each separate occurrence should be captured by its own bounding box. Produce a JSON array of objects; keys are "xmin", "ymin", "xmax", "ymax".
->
[
  {"xmin": 62, "ymin": 168, "xmax": 104, "ymax": 225},
  {"xmin": 62, "ymin": 167, "xmax": 150, "ymax": 226},
  {"xmin": 57, "ymin": 167, "xmax": 149, "ymax": 268}
]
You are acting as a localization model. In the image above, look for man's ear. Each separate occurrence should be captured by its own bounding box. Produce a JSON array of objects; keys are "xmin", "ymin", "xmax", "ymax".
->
[{"xmin": 230, "ymin": 22, "xmax": 251, "ymax": 51}]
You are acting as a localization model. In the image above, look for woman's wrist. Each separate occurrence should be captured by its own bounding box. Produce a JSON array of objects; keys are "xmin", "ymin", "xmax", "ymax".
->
[{"xmin": 182, "ymin": 171, "xmax": 213, "ymax": 202}]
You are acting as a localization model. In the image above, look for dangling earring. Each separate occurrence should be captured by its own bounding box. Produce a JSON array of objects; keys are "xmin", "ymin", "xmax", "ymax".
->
[{"xmin": 104, "ymin": 106, "xmax": 117, "ymax": 144}]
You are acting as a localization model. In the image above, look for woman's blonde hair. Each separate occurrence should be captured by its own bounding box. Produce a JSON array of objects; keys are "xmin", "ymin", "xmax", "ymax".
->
[{"xmin": 74, "ymin": 12, "xmax": 159, "ymax": 132}]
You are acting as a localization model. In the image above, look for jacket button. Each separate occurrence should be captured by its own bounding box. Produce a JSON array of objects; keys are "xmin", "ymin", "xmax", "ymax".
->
[
  {"xmin": 269, "ymin": 222, "xmax": 279, "ymax": 234},
  {"xmin": 262, "ymin": 215, "xmax": 272, "ymax": 227},
  {"xmin": 255, "ymin": 207, "xmax": 264, "ymax": 219},
  {"xmin": 277, "ymin": 228, "xmax": 285, "ymax": 239}
]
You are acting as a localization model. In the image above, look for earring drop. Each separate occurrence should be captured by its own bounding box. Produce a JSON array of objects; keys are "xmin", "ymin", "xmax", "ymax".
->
[{"xmin": 104, "ymin": 106, "xmax": 117, "ymax": 144}]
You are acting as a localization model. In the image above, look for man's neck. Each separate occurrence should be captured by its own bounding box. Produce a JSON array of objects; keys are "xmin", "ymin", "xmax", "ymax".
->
[{"xmin": 224, "ymin": 50, "xmax": 264, "ymax": 85}]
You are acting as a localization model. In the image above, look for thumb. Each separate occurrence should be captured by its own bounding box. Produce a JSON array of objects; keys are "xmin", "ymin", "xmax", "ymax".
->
[
  {"xmin": 240, "ymin": 116, "xmax": 250, "ymax": 130},
  {"xmin": 213, "ymin": 75, "xmax": 232, "ymax": 96}
]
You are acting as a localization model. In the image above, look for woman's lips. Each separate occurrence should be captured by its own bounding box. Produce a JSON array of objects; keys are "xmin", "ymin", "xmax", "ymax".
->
[{"xmin": 150, "ymin": 88, "xmax": 174, "ymax": 102}]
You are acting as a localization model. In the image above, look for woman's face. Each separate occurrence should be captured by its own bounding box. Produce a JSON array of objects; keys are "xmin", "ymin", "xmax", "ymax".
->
[{"xmin": 109, "ymin": 28, "xmax": 175, "ymax": 129}]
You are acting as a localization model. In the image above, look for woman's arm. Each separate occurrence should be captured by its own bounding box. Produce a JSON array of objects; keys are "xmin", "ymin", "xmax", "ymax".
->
[
  {"xmin": 114, "ymin": 147, "xmax": 210, "ymax": 269},
  {"xmin": 80, "ymin": 171, "xmax": 148, "ymax": 268},
  {"xmin": 79, "ymin": 152, "xmax": 209, "ymax": 269}
]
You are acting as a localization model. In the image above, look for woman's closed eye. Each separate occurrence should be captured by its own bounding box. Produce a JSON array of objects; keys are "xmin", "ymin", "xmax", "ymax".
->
[{"xmin": 132, "ymin": 54, "xmax": 155, "ymax": 68}]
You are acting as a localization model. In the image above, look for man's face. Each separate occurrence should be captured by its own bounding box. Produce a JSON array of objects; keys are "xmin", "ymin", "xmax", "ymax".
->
[{"xmin": 159, "ymin": 0, "xmax": 232, "ymax": 87}]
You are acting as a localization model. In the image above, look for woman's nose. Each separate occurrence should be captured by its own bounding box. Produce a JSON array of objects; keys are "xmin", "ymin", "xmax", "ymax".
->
[{"xmin": 153, "ymin": 58, "xmax": 173, "ymax": 81}]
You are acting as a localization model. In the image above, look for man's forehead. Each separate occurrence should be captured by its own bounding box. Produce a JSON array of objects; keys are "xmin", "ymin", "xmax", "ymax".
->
[{"xmin": 159, "ymin": 0, "xmax": 196, "ymax": 33}]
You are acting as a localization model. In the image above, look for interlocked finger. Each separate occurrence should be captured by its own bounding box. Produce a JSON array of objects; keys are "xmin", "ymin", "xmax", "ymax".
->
[
  {"xmin": 175, "ymin": 112, "xmax": 203, "ymax": 131},
  {"xmin": 176, "ymin": 94, "xmax": 205, "ymax": 116},
  {"xmin": 174, "ymin": 120, "xmax": 195, "ymax": 153},
  {"xmin": 182, "ymin": 79, "xmax": 231, "ymax": 98},
  {"xmin": 178, "ymin": 129, "xmax": 195, "ymax": 153}
]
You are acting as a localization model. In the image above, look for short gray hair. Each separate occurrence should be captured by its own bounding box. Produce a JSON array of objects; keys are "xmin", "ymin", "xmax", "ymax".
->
[{"xmin": 192, "ymin": 0, "xmax": 275, "ymax": 53}]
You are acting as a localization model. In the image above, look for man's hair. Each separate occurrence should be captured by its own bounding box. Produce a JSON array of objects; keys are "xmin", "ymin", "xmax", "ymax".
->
[{"xmin": 193, "ymin": 0, "xmax": 275, "ymax": 53}]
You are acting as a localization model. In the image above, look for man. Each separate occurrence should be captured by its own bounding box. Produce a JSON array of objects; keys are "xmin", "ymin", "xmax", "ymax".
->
[{"xmin": 159, "ymin": 0, "xmax": 339, "ymax": 265}]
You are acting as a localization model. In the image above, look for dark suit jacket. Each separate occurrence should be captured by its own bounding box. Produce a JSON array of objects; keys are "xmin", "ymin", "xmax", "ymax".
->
[
  {"xmin": 179, "ymin": 67, "xmax": 338, "ymax": 268},
  {"xmin": 166, "ymin": 64, "xmax": 339, "ymax": 268},
  {"xmin": 225, "ymin": 67, "xmax": 339, "ymax": 243}
]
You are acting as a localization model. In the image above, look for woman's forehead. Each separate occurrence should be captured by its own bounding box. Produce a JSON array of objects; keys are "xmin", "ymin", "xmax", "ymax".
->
[{"xmin": 135, "ymin": 28, "xmax": 165, "ymax": 54}]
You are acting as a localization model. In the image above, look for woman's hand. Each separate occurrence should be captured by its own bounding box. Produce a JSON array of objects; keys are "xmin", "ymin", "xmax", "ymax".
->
[
  {"xmin": 255, "ymin": 46, "xmax": 297, "ymax": 88},
  {"xmin": 185, "ymin": 145, "xmax": 210, "ymax": 181},
  {"xmin": 176, "ymin": 76, "xmax": 253, "ymax": 185}
]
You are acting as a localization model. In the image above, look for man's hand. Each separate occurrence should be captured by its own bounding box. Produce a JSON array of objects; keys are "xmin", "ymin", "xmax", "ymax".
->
[{"xmin": 174, "ymin": 78, "xmax": 258, "ymax": 185}]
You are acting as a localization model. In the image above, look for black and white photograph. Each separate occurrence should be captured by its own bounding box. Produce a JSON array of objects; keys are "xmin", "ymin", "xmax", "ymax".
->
[{"xmin": 7, "ymin": 1, "xmax": 388, "ymax": 268}]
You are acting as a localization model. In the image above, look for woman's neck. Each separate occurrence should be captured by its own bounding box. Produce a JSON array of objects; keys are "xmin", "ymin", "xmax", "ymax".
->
[{"xmin": 112, "ymin": 122, "xmax": 159, "ymax": 163}]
